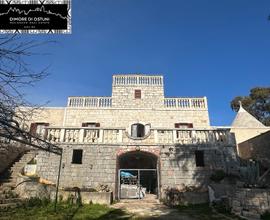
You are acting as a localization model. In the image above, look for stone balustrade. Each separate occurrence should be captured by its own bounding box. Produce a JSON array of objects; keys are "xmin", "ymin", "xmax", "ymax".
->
[
  {"xmin": 67, "ymin": 97, "xmax": 112, "ymax": 108},
  {"xmin": 41, "ymin": 127, "xmax": 234, "ymax": 146},
  {"xmin": 67, "ymin": 96, "xmax": 207, "ymax": 109},
  {"xmin": 113, "ymin": 75, "xmax": 163, "ymax": 86},
  {"xmin": 156, "ymin": 129, "xmax": 233, "ymax": 145},
  {"xmin": 164, "ymin": 97, "xmax": 207, "ymax": 109}
]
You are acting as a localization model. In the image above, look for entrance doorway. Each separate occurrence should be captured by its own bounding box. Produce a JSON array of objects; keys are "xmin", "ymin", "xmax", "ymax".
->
[{"xmin": 117, "ymin": 151, "xmax": 159, "ymax": 199}]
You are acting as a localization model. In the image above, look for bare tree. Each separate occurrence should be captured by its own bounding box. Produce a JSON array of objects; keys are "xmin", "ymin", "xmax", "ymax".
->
[{"xmin": 0, "ymin": 34, "xmax": 52, "ymax": 128}]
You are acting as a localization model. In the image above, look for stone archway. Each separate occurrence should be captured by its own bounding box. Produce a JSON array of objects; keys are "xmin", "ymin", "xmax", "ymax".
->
[
  {"xmin": 116, "ymin": 150, "xmax": 160, "ymax": 199},
  {"xmin": 118, "ymin": 151, "xmax": 157, "ymax": 169}
]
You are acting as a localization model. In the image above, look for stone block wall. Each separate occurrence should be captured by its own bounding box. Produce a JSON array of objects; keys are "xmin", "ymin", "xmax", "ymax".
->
[
  {"xmin": 63, "ymin": 108, "xmax": 210, "ymax": 128},
  {"xmin": 112, "ymin": 84, "xmax": 164, "ymax": 109},
  {"xmin": 237, "ymin": 130, "xmax": 270, "ymax": 164},
  {"xmin": 160, "ymin": 144, "xmax": 239, "ymax": 194},
  {"xmin": 231, "ymin": 188, "xmax": 270, "ymax": 219},
  {"xmin": 35, "ymin": 143, "xmax": 238, "ymax": 200},
  {"xmin": 36, "ymin": 145, "xmax": 118, "ymax": 194},
  {"xmin": 19, "ymin": 107, "xmax": 65, "ymax": 128}
]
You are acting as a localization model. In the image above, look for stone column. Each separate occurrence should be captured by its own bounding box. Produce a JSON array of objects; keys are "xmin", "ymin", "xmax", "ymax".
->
[
  {"xmin": 79, "ymin": 129, "xmax": 84, "ymax": 143},
  {"xmin": 98, "ymin": 129, "xmax": 103, "ymax": 143},
  {"xmin": 154, "ymin": 130, "xmax": 158, "ymax": 143},
  {"xmin": 60, "ymin": 129, "xmax": 65, "ymax": 142},
  {"xmin": 118, "ymin": 130, "xmax": 123, "ymax": 143}
]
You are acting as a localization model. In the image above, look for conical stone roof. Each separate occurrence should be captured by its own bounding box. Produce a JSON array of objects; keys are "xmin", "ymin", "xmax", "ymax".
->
[{"xmin": 231, "ymin": 104, "xmax": 266, "ymax": 128}]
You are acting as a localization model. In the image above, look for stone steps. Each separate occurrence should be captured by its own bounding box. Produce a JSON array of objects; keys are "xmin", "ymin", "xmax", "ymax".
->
[{"xmin": 0, "ymin": 150, "xmax": 37, "ymax": 207}]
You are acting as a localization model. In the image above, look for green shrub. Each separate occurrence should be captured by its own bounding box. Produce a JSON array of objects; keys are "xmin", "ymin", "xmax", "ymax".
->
[{"xmin": 210, "ymin": 170, "xmax": 226, "ymax": 182}]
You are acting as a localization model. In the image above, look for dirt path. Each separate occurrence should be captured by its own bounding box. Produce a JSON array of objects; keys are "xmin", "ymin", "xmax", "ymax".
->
[{"xmin": 111, "ymin": 194, "xmax": 194, "ymax": 219}]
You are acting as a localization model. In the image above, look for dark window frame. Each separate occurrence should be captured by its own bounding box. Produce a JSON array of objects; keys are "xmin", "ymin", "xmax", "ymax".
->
[
  {"xmin": 72, "ymin": 149, "xmax": 83, "ymax": 164},
  {"xmin": 174, "ymin": 123, "xmax": 193, "ymax": 128},
  {"xmin": 82, "ymin": 122, "xmax": 100, "ymax": 127},
  {"xmin": 195, "ymin": 150, "xmax": 205, "ymax": 167}
]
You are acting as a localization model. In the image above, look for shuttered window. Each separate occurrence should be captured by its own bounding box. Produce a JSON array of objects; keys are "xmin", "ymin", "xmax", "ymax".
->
[{"xmin": 134, "ymin": 90, "xmax": 141, "ymax": 99}]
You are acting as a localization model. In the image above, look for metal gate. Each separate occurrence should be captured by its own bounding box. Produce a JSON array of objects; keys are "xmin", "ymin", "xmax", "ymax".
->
[{"xmin": 118, "ymin": 169, "xmax": 159, "ymax": 199}]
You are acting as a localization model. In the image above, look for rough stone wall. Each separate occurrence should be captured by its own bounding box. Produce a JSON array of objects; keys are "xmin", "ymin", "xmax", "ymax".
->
[
  {"xmin": 231, "ymin": 188, "xmax": 270, "ymax": 219},
  {"xmin": 36, "ymin": 145, "xmax": 118, "ymax": 193},
  {"xmin": 112, "ymin": 85, "xmax": 164, "ymax": 109},
  {"xmin": 36, "ymin": 143, "xmax": 238, "ymax": 200},
  {"xmin": 160, "ymin": 145, "xmax": 239, "ymax": 194},
  {"xmin": 237, "ymin": 131, "xmax": 270, "ymax": 164}
]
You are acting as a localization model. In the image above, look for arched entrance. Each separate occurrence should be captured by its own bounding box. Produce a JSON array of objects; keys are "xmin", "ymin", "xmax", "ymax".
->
[{"xmin": 117, "ymin": 151, "xmax": 159, "ymax": 199}]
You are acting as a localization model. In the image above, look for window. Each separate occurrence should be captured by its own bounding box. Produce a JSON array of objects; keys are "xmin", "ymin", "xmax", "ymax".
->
[
  {"xmin": 195, "ymin": 150, "xmax": 204, "ymax": 167},
  {"xmin": 175, "ymin": 123, "xmax": 193, "ymax": 128},
  {"xmin": 134, "ymin": 90, "xmax": 141, "ymax": 99},
  {"xmin": 82, "ymin": 122, "xmax": 100, "ymax": 127},
  {"xmin": 30, "ymin": 123, "xmax": 49, "ymax": 136},
  {"xmin": 131, "ymin": 123, "xmax": 145, "ymax": 138},
  {"xmin": 72, "ymin": 149, "xmax": 83, "ymax": 164}
]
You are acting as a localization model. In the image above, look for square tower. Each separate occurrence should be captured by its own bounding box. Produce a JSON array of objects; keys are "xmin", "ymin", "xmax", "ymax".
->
[{"xmin": 112, "ymin": 74, "xmax": 165, "ymax": 108}]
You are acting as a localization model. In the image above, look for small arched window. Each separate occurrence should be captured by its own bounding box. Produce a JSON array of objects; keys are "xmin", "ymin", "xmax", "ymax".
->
[{"xmin": 131, "ymin": 123, "xmax": 145, "ymax": 138}]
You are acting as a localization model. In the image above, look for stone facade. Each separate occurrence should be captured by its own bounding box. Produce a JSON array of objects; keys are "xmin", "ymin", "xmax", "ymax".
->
[
  {"xmin": 20, "ymin": 74, "xmax": 239, "ymax": 201},
  {"xmin": 230, "ymin": 104, "xmax": 270, "ymax": 154}
]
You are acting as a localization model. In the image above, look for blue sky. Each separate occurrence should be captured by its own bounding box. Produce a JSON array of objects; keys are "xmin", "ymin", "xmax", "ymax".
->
[{"xmin": 22, "ymin": 0, "xmax": 270, "ymax": 126}]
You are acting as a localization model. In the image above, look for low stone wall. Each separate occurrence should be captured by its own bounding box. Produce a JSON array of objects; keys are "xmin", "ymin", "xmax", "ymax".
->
[
  {"xmin": 231, "ymin": 188, "xmax": 270, "ymax": 219},
  {"xmin": 59, "ymin": 190, "xmax": 113, "ymax": 205},
  {"xmin": 162, "ymin": 188, "xmax": 209, "ymax": 206},
  {"xmin": 15, "ymin": 176, "xmax": 55, "ymax": 199},
  {"xmin": 15, "ymin": 176, "xmax": 113, "ymax": 205}
]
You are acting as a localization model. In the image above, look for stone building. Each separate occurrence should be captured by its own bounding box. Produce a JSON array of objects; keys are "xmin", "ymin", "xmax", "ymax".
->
[
  {"xmin": 23, "ymin": 74, "xmax": 239, "ymax": 200},
  {"xmin": 230, "ymin": 104, "xmax": 270, "ymax": 155}
]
